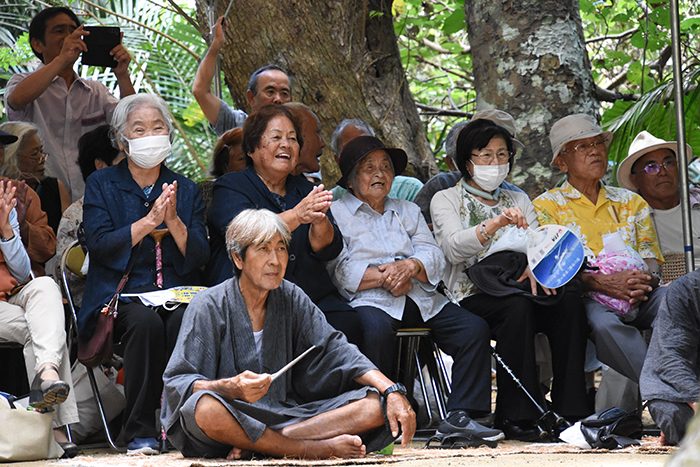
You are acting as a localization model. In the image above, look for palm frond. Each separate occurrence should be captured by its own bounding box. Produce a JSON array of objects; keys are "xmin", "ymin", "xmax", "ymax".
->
[{"xmin": 604, "ymin": 64, "xmax": 700, "ymax": 185}]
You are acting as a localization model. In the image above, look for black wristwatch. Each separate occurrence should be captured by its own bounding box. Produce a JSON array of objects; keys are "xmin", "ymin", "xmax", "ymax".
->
[{"xmin": 383, "ymin": 382, "xmax": 407, "ymax": 397}]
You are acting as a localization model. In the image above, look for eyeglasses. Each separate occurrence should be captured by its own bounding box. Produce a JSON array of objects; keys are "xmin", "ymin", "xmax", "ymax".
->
[
  {"xmin": 632, "ymin": 158, "xmax": 676, "ymax": 176},
  {"xmin": 562, "ymin": 138, "xmax": 607, "ymax": 155},
  {"xmin": 471, "ymin": 150, "xmax": 512, "ymax": 163}
]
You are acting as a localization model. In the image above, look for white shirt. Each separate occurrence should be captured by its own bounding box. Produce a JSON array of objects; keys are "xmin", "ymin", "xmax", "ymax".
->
[
  {"xmin": 328, "ymin": 193, "xmax": 448, "ymax": 321},
  {"xmin": 652, "ymin": 203, "xmax": 700, "ymax": 268}
]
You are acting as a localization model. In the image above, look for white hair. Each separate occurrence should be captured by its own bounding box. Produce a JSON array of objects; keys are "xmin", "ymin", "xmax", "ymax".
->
[
  {"xmin": 225, "ymin": 209, "xmax": 291, "ymax": 270},
  {"xmin": 0, "ymin": 121, "xmax": 40, "ymax": 179},
  {"xmin": 110, "ymin": 94, "xmax": 174, "ymax": 148}
]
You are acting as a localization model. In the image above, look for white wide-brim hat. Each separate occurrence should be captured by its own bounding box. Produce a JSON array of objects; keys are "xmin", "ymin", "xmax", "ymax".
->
[
  {"xmin": 617, "ymin": 130, "xmax": 692, "ymax": 191},
  {"xmin": 549, "ymin": 113, "xmax": 612, "ymax": 165}
]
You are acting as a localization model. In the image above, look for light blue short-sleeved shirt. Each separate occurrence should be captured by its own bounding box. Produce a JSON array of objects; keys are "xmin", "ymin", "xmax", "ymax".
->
[{"xmin": 328, "ymin": 193, "xmax": 448, "ymax": 321}]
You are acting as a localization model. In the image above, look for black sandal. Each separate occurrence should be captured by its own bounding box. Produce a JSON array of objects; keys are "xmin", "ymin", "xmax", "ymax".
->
[{"xmin": 424, "ymin": 432, "xmax": 498, "ymax": 449}]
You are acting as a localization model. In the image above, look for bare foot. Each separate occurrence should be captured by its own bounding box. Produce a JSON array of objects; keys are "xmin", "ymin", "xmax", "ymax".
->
[
  {"xmin": 659, "ymin": 431, "xmax": 668, "ymax": 446},
  {"xmin": 304, "ymin": 434, "xmax": 366, "ymax": 459},
  {"xmin": 226, "ymin": 446, "xmax": 251, "ymax": 460}
]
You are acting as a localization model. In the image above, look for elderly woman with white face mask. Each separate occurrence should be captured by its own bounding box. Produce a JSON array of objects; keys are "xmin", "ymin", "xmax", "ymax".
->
[
  {"xmin": 78, "ymin": 94, "xmax": 209, "ymax": 455},
  {"xmin": 430, "ymin": 118, "xmax": 590, "ymax": 440}
]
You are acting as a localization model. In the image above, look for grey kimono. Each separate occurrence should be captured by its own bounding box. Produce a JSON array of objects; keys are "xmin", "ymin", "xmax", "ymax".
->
[
  {"xmin": 161, "ymin": 277, "xmax": 385, "ymax": 457},
  {"xmin": 639, "ymin": 270, "xmax": 700, "ymax": 444},
  {"xmin": 640, "ymin": 270, "xmax": 700, "ymax": 404}
]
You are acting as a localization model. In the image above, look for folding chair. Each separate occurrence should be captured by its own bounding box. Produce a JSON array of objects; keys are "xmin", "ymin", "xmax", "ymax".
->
[
  {"xmin": 395, "ymin": 328, "xmax": 452, "ymax": 427},
  {"xmin": 59, "ymin": 240, "xmax": 119, "ymax": 450}
]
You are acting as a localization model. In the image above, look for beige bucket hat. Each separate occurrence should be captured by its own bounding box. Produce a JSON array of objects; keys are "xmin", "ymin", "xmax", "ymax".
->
[
  {"xmin": 471, "ymin": 108, "xmax": 524, "ymax": 148},
  {"xmin": 549, "ymin": 113, "xmax": 612, "ymax": 165}
]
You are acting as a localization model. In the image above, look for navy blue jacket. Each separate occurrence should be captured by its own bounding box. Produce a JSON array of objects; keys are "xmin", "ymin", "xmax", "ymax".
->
[
  {"xmin": 207, "ymin": 167, "xmax": 347, "ymax": 310},
  {"xmin": 78, "ymin": 160, "xmax": 209, "ymax": 336}
]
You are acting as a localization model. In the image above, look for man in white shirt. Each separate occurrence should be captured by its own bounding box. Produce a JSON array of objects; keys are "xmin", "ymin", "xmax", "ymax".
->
[
  {"xmin": 4, "ymin": 6, "xmax": 134, "ymax": 201},
  {"xmin": 617, "ymin": 130, "xmax": 700, "ymax": 267}
]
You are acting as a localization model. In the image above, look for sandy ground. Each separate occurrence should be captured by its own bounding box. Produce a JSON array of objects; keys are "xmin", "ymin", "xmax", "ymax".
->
[{"xmin": 9, "ymin": 438, "xmax": 675, "ymax": 467}]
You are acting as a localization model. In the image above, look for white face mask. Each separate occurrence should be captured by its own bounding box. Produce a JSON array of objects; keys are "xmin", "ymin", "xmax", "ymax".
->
[
  {"xmin": 126, "ymin": 135, "xmax": 171, "ymax": 169},
  {"xmin": 470, "ymin": 162, "xmax": 510, "ymax": 192}
]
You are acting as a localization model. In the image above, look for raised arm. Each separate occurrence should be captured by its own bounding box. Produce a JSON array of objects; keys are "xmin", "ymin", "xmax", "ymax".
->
[
  {"xmin": 278, "ymin": 185, "xmax": 335, "ymax": 252},
  {"xmin": 192, "ymin": 16, "xmax": 225, "ymax": 126},
  {"xmin": 7, "ymin": 26, "xmax": 87, "ymax": 109},
  {"xmin": 110, "ymin": 38, "xmax": 135, "ymax": 97},
  {"xmin": 0, "ymin": 181, "xmax": 30, "ymax": 282}
]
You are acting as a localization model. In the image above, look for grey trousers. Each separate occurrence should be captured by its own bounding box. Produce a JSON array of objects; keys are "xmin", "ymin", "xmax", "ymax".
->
[{"xmin": 585, "ymin": 286, "xmax": 666, "ymax": 382}]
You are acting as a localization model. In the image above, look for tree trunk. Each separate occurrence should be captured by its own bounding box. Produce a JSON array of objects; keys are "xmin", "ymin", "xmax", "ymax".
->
[
  {"xmin": 465, "ymin": 0, "xmax": 599, "ymax": 197},
  {"xmin": 194, "ymin": 0, "xmax": 436, "ymax": 183}
]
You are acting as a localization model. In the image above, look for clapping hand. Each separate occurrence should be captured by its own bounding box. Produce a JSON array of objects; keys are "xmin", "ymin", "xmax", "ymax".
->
[
  {"xmin": 294, "ymin": 184, "xmax": 333, "ymax": 225},
  {"xmin": 0, "ymin": 180, "xmax": 17, "ymax": 237},
  {"xmin": 162, "ymin": 181, "xmax": 178, "ymax": 224},
  {"xmin": 146, "ymin": 182, "xmax": 177, "ymax": 229}
]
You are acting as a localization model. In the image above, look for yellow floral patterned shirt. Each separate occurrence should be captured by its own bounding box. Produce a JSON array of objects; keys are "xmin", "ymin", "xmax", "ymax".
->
[{"xmin": 533, "ymin": 181, "xmax": 663, "ymax": 262}]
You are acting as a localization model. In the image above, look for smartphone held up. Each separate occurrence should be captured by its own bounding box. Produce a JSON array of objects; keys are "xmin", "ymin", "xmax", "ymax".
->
[{"xmin": 81, "ymin": 26, "xmax": 120, "ymax": 68}]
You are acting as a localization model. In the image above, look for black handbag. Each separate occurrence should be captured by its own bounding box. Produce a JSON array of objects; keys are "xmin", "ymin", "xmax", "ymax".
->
[{"xmin": 579, "ymin": 407, "xmax": 643, "ymax": 449}]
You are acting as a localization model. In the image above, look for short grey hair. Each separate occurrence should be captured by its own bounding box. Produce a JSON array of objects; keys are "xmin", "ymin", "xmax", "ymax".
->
[
  {"xmin": 225, "ymin": 209, "xmax": 291, "ymax": 268},
  {"xmin": 330, "ymin": 119, "xmax": 376, "ymax": 155},
  {"xmin": 110, "ymin": 94, "xmax": 174, "ymax": 148},
  {"xmin": 445, "ymin": 121, "xmax": 468, "ymax": 163},
  {"xmin": 0, "ymin": 121, "xmax": 39, "ymax": 179}
]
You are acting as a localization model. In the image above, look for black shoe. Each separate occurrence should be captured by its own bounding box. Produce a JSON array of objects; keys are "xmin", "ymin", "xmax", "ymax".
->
[
  {"xmin": 497, "ymin": 419, "xmax": 543, "ymax": 442},
  {"xmin": 436, "ymin": 410, "xmax": 505, "ymax": 442},
  {"xmin": 59, "ymin": 441, "xmax": 80, "ymax": 458}
]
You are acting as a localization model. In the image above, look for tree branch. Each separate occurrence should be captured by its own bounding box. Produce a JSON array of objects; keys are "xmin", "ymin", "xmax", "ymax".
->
[
  {"xmin": 602, "ymin": 66, "xmax": 630, "ymax": 90},
  {"xmin": 595, "ymin": 85, "xmax": 637, "ymax": 102},
  {"xmin": 650, "ymin": 46, "xmax": 672, "ymax": 73},
  {"xmin": 414, "ymin": 55, "xmax": 472, "ymax": 81},
  {"xmin": 421, "ymin": 37, "xmax": 470, "ymax": 55},
  {"xmin": 165, "ymin": 0, "xmax": 201, "ymax": 32},
  {"xmin": 80, "ymin": 0, "xmax": 200, "ymax": 61},
  {"xmin": 586, "ymin": 27, "xmax": 638, "ymax": 44},
  {"xmin": 416, "ymin": 103, "xmax": 469, "ymax": 117}
]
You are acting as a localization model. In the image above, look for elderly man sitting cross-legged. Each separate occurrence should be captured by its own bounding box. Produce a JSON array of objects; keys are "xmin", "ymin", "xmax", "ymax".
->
[{"xmin": 161, "ymin": 209, "xmax": 415, "ymax": 460}]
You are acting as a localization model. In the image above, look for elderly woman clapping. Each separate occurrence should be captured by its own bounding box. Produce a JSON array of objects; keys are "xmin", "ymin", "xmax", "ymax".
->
[
  {"xmin": 78, "ymin": 94, "xmax": 209, "ymax": 455},
  {"xmin": 533, "ymin": 114, "xmax": 666, "ymax": 408},
  {"xmin": 430, "ymin": 118, "xmax": 590, "ymax": 439},
  {"xmin": 328, "ymin": 136, "xmax": 504, "ymax": 445},
  {"xmin": 207, "ymin": 105, "xmax": 362, "ymax": 348},
  {"xmin": 162, "ymin": 208, "xmax": 415, "ymax": 459}
]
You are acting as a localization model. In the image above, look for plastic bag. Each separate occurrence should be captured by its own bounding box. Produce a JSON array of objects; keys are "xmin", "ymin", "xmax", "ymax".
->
[
  {"xmin": 485, "ymin": 225, "xmax": 529, "ymax": 257},
  {"xmin": 588, "ymin": 233, "xmax": 647, "ymax": 319},
  {"xmin": 0, "ymin": 393, "xmax": 63, "ymax": 461}
]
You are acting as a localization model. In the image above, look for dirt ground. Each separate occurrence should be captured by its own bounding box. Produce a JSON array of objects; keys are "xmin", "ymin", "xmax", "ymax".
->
[{"xmin": 10, "ymin": 437, "xmax": 675, "ymax": 467}]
